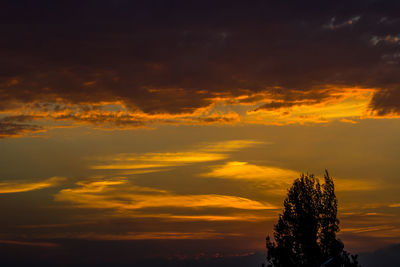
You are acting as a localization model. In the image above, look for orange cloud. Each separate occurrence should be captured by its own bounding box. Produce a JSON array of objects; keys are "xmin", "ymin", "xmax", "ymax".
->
[
  {"xmin": 55, "ymin": 179, "xmax": 274, "ymax": 210},
  {"xmin": 0, "ymin": 177, "xmax": 65, "ymax": 193},
  {"xmin": 203, "ymin": 161, "xmax": 297, "ymax": 182},
  {"xmin": 91, "ymin": 152, "xmax": 226, "ymax": 170},
  {"xmin": 75, "ymin": 231, "xmax": 242, "ymax": 240},
  {"xmin": 54, "ymin": 178, "xmax": 276, "ymax": 222},
  {"xmin": 90, "ymin": 140, "xmax": 262, "ymax": 173},
  {"xmin": 246, "ymin": 88, "xmax": 377, "ymax": 125},
  {"xmin": 0, "ymin": 100, "xmax": 241, "ymax": 137},
  {"xmin": 1, "ymin": 87, "xmax": 393, "ymax": 139},
  {"xmin": 204, "ymin": 162, "xmax": 380, "ymax": 196},
  {"xmin": 199, "ymin": 140, "xmax": 266, "ymax": 152}
]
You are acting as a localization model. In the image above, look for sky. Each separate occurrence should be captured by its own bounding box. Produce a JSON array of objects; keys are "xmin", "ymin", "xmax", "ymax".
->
[{"xmin": 1, "ymin": 0, "xmax": 400, "ymax": 265}]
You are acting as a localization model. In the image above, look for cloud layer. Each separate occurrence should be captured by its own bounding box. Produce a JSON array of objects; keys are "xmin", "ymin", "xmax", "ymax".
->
[{"xmin": 1, "ymin": 1, "xmax": 400, "ymax": 137}]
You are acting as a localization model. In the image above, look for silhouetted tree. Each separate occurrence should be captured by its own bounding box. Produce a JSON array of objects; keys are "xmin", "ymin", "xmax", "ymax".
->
[{"xmin": 265, "ymin": 171, "xmax": 360, "ymax": 267}]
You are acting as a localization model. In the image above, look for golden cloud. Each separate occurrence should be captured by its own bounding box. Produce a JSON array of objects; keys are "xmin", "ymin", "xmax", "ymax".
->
[
  {"xmin": 0, "ymin": 177, "xmax": 65, "ymax": 194},
  {"xmin": 55, "ymin": 179, "xmax": 275, "ymax": 217},
  {"xmin": 203, "ymin": 161, "xmax": 297, "ymax": 182},
  {"xmin": 91, "ymin": 153, "xmax": 226, "ymax": 170},
  {"xmin": 246, "ymin": 88, "xmax": 377, "ymax": 125},
  {"xmin": 200, "ymin": 140, "xmax": 266, "ymax": 152},
  {"xmin": 204, "ymin": 162, "xmax": 380, "ymax": 195},
  {"xmin": 56, "ymin": 140, "xmax": 276, "ymax": 222},
  {"xmin": 90, "ymin": 140, "xmax": 262, "ymax": 172}
]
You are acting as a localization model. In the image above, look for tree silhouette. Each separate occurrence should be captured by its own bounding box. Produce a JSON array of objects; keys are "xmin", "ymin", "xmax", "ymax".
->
[{"xmin": 265, "ymin": 171, "xmax": 360, "ymax": 267}]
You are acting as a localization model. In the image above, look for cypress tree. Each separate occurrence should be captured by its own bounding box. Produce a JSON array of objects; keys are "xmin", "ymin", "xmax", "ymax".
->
[{"xmin": 266, "ymin": 172, "xmax": 360, "ymax": 267}]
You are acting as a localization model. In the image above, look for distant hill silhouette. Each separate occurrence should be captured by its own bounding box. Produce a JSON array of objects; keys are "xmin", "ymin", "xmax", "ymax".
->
[
  {"xmin": 359, "ymin": 244, "xmax": 400, "ymax": 267},
  {"xmin": 2, "ymin": 239, "xmax": 400, "ymax": 267}
]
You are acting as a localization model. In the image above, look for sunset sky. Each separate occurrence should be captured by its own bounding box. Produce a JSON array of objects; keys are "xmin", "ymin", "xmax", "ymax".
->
[{"xmin": 1, "ymin": 1, "xmax": 400, "ymax": 265}]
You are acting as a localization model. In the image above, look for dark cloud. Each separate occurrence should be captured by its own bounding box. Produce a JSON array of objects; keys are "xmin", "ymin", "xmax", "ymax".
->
[
  {"xmin": 253, "ymin": 101, "xmax": 310, "ymax": 112},
  {"xmin": 1, "ymin": 0, "xmax": 400, "ymax": 119},
  {"xmin": 0, "ymin": 118, "xmax": 44, "ymax": 138},
  {"xmin": 370, "ymin": 88, "xmax": 400, "ymax": 115}
]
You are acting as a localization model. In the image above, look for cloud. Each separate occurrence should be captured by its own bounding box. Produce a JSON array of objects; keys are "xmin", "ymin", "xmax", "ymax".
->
[
  {"xmin": 323, "ymin": 16, "xmax": 361, "ymax": 30},
  {"xmin": 326, "ymin": 209, "xmax": 400, "ymax": 251},
  {"xmin": 340, "ymin": 118, "xmax": 358, "ymax": 124},
  {"xmin": 247, "ymin": 88, "xmax": 376, "ymax": 125},
  {"xmin": 204, "ymin": 162, "xmax": 379, "ymax": 194},
  {"xmin": 90, "ymin": 140, "xmax": 262, "ymax": 172},
  {"xmin": 145, "ymin": 214, "xmax": 268, "ymax": 222},
  {"xmin": 0, "ymin": 120, "xmax": 44, "ymax": 138},
  {"xmin": 1, "ymin": 1, "xmax": 400, "ymax": 137},
  {"xmin": 54, "ymin": 179, "xmax": 275, "ymax": 219},
  {"xmin": 63, "ymin": 140, "xmax": 275, "ymax": 221},
  {"xmin": 0, "ymin": 177, "xmax": 65, "ymax": 193},
  {"xmin": 68, "ymin": 231, "xmax": 242, "ymax": 241},
  {"xmin": 341, "ymin": 224, "xmax": 400, "ymax": 239},
  {"xmin": 90, "ymin": 152, "xmax": 226, "ymax": 170},
  {"xmin": 338, "ymin": 210, "xmax": 400, "ymax": 244},
  {"xmin": 370, "ymin": 34, "xmax": 400, "ymax": 46},
  {"xmin": 341, "ymin": 225, "xmax": 397, "ymax": 235},
  {"xmin": 0, "ymin": 87, "xmax": 385, "ymax": 136},
  {"xmin": 369, "ymin": 88, "xmax": 400, "ymax": 116},
  {"xmin": 0, "ymin": 101, "xmax": 243, "ymax": 138},
  {"xmin": 200, "ymin": 140, "xmax": 265, "ymax": 152},
  {"xmin": 203, "ymin": 161, "xmax": 297, "ymax": 184}
]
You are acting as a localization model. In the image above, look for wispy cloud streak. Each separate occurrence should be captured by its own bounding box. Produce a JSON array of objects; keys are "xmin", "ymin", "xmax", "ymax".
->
[
  {"xmin": 0, "ymin": 177, "xmax": 65, "ymax": 193},
  {"xmin": 55, "ymin": 179, "xmax": 275, "ymax": 211}
]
